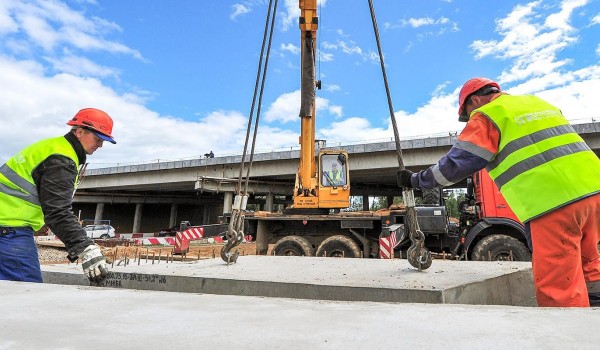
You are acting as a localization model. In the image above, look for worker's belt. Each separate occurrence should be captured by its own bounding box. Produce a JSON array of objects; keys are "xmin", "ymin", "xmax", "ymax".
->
[
  {"xmin": 0, "ymin": 226, "xmax": 32, "ymax": 236},
  {"xmin": 588, "ymin": 280, "xmax": 600, "ymax": 294}
]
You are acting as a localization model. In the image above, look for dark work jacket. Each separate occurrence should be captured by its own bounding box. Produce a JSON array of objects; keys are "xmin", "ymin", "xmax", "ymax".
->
[{"xmin": 32, "ymin": 132, "xmax": 93, "ymax": 261}]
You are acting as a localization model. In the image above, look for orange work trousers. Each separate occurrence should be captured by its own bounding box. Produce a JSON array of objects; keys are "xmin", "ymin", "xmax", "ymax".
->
[{"xmin": 529, "ymin": 193, "xmax": 600, "ymax": 307}]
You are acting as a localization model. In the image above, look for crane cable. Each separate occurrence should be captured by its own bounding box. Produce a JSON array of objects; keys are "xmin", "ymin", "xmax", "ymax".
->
[
  {"xmin": 221, "ymin": 0, "xmax": 279, "ymax": 263},
  {"xmin": 367, "ymin": 0, "xmax": 432, "ymax": 270}
]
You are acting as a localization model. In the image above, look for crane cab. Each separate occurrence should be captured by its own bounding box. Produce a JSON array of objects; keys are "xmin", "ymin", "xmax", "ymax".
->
[{"xmin": 317, "ymin": 151, "xmax": 350, "ymax": 208}]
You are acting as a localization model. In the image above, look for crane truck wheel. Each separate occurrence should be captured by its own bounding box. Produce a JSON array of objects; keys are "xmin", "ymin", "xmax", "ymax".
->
[
  {"xmin": 272, "ymin": 235, "xmax": 315, "ymax": 256},
  {"xmin": 316, "ymin": 235, "xmax": 361, "ymax": 258},
  {"xmin": 471, "ymin": 234, "xmax": 531, "ymax": 261}
]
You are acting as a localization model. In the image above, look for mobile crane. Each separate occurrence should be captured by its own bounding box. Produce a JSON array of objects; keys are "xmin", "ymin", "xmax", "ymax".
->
[
  {"xmin": 214, "ymin": 0, "xmax": 433, "ymax": 269},
  {"xmin": 216, "ymin": 1, "xmax": 531, "ymax": 265}
]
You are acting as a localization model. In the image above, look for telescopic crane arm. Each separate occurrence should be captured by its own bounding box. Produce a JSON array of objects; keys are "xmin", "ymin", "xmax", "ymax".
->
[
  {"xmin": 296, "ymin": 0, "xmax": 318, "ymax": 206},
  {"xmin": 294, "ymin": 0, "xmax": 350, "ymax": 210}
]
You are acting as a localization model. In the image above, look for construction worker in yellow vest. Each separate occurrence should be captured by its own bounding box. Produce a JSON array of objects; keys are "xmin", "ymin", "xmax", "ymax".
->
[
  {"xmin": 398, "ymin": 77, "xmax": 600, "ymax": 307},
  {"xmin": 327, "ymin": 162, "xmax": 344, "ymax": 186},
  {"xmin": 0, "ymin": 108, "xmax": 116, "ymax": 284}
]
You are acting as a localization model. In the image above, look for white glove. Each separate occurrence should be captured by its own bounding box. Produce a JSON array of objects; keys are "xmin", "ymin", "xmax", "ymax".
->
[{"xmin": 79, "ymin": 245, "xmax": 108, "ymax": 284}]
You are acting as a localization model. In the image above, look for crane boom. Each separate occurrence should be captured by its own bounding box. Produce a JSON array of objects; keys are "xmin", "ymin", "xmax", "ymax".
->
[{"xmin": 293, "ymin": 0, "xmax": 350, "ymax": 210}]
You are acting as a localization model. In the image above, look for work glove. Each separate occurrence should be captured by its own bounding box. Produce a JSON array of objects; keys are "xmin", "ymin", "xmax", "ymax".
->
[
  {"xmin": 397, "ymin": 169, "xmax": 414, "ymax": 189},
  {"xmin": 79, "ymin": 244, "xmax": 108, "ymax": 285}
]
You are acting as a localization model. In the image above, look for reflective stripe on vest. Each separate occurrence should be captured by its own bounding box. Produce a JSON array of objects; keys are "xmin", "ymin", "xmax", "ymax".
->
[
  {"xmin": 0, "ymin": 136, "xmax": 79, "ymax": 230},
  {"xmin": 0, "ymin": 164, "xmax": 40, "ymax": 205},
  {"xmin": 477, "ymin": 94, "xmax": 600, "ymax": 222}
]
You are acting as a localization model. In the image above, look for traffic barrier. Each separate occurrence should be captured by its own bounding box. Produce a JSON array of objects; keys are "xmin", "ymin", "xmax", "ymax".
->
[
  {"xmin": 174, "ymin": 227, "xmax": 205, "ymax": 254},
  {"xmin": 379, "ymin": 235, "xmax": 394, "ymax": 259},
  {"xmin": 379, "ymin": 224, "xmax": 403, "ymax": 259},
  {"xmin": 134, "ymin": 237, "xmax": 176, "ymax": 246}
]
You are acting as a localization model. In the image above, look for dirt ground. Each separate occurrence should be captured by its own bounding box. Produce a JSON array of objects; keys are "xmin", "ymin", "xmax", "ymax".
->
[{"xmin": 38, "ymin": 241, "xmax": 271, "ymax": 265}]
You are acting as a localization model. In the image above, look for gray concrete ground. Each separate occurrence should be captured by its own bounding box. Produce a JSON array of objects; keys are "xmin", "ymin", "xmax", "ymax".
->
[
  {"xmin": 1, "ymin": 280, "xmax": 598, "ymax": 350},
  {"xmin": 42, "ymin": 256, "xmax": 536, "ymax": 305}
]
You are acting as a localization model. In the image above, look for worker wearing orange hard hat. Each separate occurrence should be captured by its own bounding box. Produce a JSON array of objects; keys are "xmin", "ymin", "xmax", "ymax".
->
[
  {"xmin": 0, "ymin": 108, "xmax": 116, "ymax": 285},
  {"xmin": 398, "ymin": 77, "xmax": 600, "ymax": 307}
]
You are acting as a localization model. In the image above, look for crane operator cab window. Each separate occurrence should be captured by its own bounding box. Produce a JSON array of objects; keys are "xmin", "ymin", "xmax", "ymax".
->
[{"xmin": 321, "ymin": 154, "xmax": 347, "ymax": 187}]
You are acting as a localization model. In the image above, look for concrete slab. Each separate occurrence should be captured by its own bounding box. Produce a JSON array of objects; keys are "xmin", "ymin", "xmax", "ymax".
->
[
  {"xmin": 0, "ymin": 281, "xmax": 598, "ymax": 350},
  {"xmin": 42, "ymin": 256, "xmax": 536, "ymax": 306}
]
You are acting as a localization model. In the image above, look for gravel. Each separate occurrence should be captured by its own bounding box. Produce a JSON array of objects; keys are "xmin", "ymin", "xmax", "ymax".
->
[{"xmin": 37, "ymin": 246, "xmax": 69, "ymax": 264}]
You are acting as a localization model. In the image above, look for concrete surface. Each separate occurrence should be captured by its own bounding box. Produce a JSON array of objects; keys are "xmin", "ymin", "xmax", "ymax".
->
[
  {"xmin": 0, "ymin": 280, "xmax": 598, "ymax": 350},
  {"xmin": 42, "ymin": 256, "xmax": 536, "ymax": 305}
]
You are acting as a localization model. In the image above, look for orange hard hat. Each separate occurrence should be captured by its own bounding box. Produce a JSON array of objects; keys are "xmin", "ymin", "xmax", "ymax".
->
[
  {"xmin": 67, "ymin": 108, "xmax": 116, "ymax": 144},
  {"xmin": 457, "ymin": 77, "xmax": 500, "ymax": 122}
]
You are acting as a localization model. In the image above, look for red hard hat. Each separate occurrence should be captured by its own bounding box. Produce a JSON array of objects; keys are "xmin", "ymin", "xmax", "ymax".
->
[
  {"xmin": 67, "ymin": 108, "xmax": 116, "ymax": 144},
  {"xmin": 457, "ymin": 77, "xmax": 500, "ymax": 122}
]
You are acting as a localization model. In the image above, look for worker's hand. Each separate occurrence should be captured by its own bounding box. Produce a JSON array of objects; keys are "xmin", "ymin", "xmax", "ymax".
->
[
  {"xmin": 79, "ymin": 244, "xmax": 108, "ymax": 285},
  {"xmin": 397, "ymin": 169, "xmax": 414, "ymax": 189}
]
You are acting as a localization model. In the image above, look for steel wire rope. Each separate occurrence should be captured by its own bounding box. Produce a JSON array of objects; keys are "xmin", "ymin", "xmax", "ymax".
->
[
  {"xmin": 367, "ymin": 0, "xmax": 432, "ymax": 270},
  {"xmin": 222, "ymin": 0, "xmax": 278, "ymax": 263},
  {"xmin": 236, "ymin": 0, "xmax": 277, "ymax": 195},
  {"xmin": 243, "ymin": 0, "xmax": 279, "ymax": 193}
]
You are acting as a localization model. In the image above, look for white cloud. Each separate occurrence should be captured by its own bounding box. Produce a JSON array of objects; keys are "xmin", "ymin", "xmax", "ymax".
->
[
  {"xmin": 325, "ymin": 84, "xmax": 340, "ymax": 92},
  {"xmin": 280, "ymin": 42, "xmax": 300, "ymax": 54},
  {"xmin": 319, "ymin": 51, "xmax": 334, "ymax": 62},
  {"xmin": 44, "ymin": 52, "xmax": 119, "ymax": 78},
  {"xmin": 322, "ymin": 40, "xmax": 378, "ymax": 63},
  {"xmin": 318, "ymin": 117, "xmax": 389, "ymax": 144},
  {"xmin": 321, "ymin": 89, "xmax": 462, "ymax": 146},
  {"xmin": 471, "ymin": 0, "xmax": 588, "ymax": 85},
  {"xmin": 264, "ymin": 90, "xmax": 342, "ymax": 123},
  {"xmin": 449, "ymin": 0, "xmax": 600, "ymax": 126},
  {"xmin": 231, "ymin": 4, "xmax": 251, "ymax": 21},
  {"xmin": 406, "ymin": 17, "xmax": 437, "ymax": 27},
  {"xmin": 0, "ymin": 55, "xmax": 254, "ymax": 165},
  {"xmin": 385, "ymin": 16, "xmax": 458, "ymax": 33},
  {"xmin": 1, "ymin": 1, "xmax": 142, "ymax": 59}
]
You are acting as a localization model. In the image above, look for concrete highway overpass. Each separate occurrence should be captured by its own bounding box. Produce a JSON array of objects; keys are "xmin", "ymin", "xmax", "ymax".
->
[{"xmin": 72, "ymin": 122, "xmax": 600, "ymax": 233}]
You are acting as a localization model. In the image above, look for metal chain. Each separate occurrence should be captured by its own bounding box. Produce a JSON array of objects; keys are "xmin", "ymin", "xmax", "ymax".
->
[{"xmin": 367, "ymin": 0, "xmax": 432, "ymax": 270}]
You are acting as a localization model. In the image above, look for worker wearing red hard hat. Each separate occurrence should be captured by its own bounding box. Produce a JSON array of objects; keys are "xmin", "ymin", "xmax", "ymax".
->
[
  {"xmin": 0, "ymin": 108, "xmax": 116, "ymax": 285},
  {"xmin": 398, "ymin": 77, "xmax": 600, "ymax": 307}
]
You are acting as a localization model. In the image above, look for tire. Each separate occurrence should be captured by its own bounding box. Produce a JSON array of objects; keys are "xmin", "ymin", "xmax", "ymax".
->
[
  {"xmin": 99, "ymin": 234, "xmax": 110, "ymax": 239},
  {"xmin": 272, "ymin": 235, "xmax": 315, "ymax": 256},
  {"xmin": 316, "ymin": 235, "xmax": 361, "ymax": 258},
  {"xmin": 422, "ymin": 188, "xmax": 441, "ymax": 205},
  {"xmin": 471, "ymin": 234, "xmax": 531, "ymax": 261}
]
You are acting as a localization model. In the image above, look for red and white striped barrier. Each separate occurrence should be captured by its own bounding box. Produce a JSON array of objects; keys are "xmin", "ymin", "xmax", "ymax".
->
[
  {"xmin": 379, "ymin": 225, "xmax": 401, "ymax": 259},
  {"xmin": 379, "ymin": 235, "xmax": 395, "ymax": 259},
  {"xmin": 174, "ymin": 227, "xmax": 205, "ymax": 254},
  {"xmin": 134, "ymin": 237, "xmax": 176, "ymax": 246}
]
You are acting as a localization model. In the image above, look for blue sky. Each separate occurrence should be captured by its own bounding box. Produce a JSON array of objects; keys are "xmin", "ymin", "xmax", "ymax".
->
[{"xmin": 1, "ymin": 0, "xmax": 599, "ymax": 168}]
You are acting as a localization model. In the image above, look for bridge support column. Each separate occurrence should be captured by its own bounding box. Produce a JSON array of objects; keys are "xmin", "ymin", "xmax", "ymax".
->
[
  {"xmin": 256, "ymin": 220, "xmax": 272, "ymax": 255},
  {"xmin": 387, "ymin": 196, "xmax": 394, "ymax": 208},
  {"xmin": 133, "ymin": 203, "xmax": 143, "ymax": 233},
  {"xmin": 94, "ymin": 203, "xmax": 104, "ymax": 223},
  {"xmin": 264, "ymin": 193, "xmax": 274, "ymax": 212},
  {"xmin": 169, "ymin": 203, "xmax": 178, "ymax": 227},
  {"xmin": 362, "ymin": 195, "xmax": 369, "ymax": 211},
  {"xmin": 223, "ymin": 192, "xmax": 233, "ymax": 214},
  {"xmin": 203, "ymin": 205, "xmax": 210, "ymax": 225}
]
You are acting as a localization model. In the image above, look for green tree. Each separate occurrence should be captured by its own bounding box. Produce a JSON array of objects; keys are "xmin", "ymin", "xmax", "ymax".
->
[
  {"xmin": 443, "ymin": 189, "xmax": 466, "ymax": 218},
  {"xmin": 345, "ymin": 196, "xmax": 364, "ymax": 212}
]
